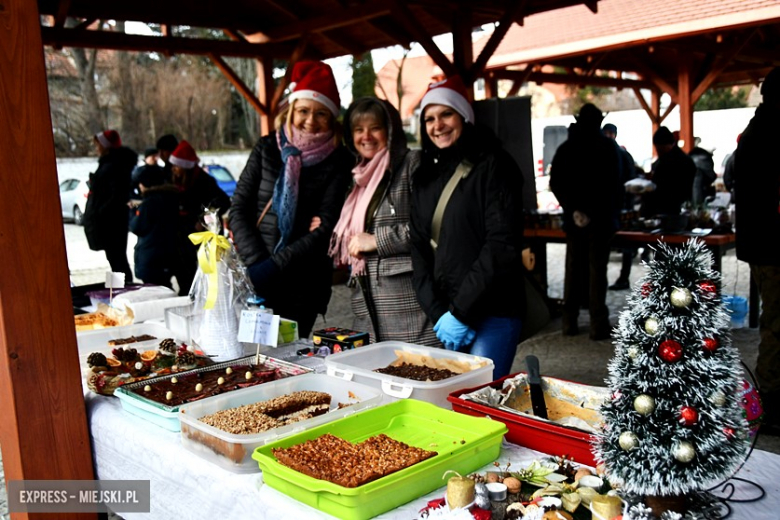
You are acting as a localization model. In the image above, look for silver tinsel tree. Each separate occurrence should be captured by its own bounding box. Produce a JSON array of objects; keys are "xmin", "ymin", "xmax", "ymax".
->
[{"xmin": 594, "ymin": 240, "xmax": 749, "ymax": 514}]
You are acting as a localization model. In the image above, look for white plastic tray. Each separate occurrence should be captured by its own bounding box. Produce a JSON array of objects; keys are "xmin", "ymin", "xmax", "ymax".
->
[
  {"xmin": 324, "ymin": 341, "xmax": 494, "ymax": 409},
  {"xmin": 77, "ymin": 322, "xmax": 175, "ymax": 377},
  {"xmin": 179, "ymin": 373, "xmax": 382, "ymax": 473}
]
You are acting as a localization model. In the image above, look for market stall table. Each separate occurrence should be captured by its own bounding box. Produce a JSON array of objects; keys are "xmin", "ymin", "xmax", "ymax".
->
[{"xmin": 86, "ymin": 393, "xmax": 780, "ymax": 519}]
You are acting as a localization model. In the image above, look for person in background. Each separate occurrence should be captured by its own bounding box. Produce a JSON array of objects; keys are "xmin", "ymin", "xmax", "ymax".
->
[
  {"xmin": 550, "ymin": 104, "xmax": 622, "ymax": 340},
  {"xmin": 83, "ymin": 129, "xmax": 137, "ymax": 284},
  {"xmin": 602, "ymin": 123, "xmax": 639, "ymax": 291},
  {"xmin": 733, "ymin": 66, "xmax": 780, "ymax": 435},
  {"xmin": 131, "ymin": 147, "xmax": 164, "ymax": 199},
  {"xmin": 229, "ymin": 61, "xmax": 352, "ymax": 337},
  {"xmin": 689, "ymin": 137, "xmax": 717, "ymax": 206},
  {"xmin": 156, "ymin": 134, "xmax": 179, "ymax": 184},
  {"xmin": 169, "ymin": 140, "xmax": 231, "ymax": 295},
  {"xmin": 129, "ymin": 168, "xmax": 180, "ymax": 287},
  {"xmin": 410, "ymin": 76, "xmax": 525, "ymax": 379},
  {"xmin": 330, "ymin": 97, "xmax": 438, "ymax": 345},
  {"xmin": 642, "ymin": 126, "xmax": 696, "ymax": 218}
]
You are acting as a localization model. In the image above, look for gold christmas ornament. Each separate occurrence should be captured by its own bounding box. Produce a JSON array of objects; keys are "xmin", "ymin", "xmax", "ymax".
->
[
  {"xmin": 634, "ymin": 394, "xmax": 656, "ymax": 416},
  {"xmin": 670, "ymin": 287, "xmax": 693, "ymax": 308},
  {"xmin": 619, "ymin": 431, "xmax": 639, "ymax": 451},
  {"xmin": 674, "ymin": 440, "xmax": 696, "ymax": 462},
  {"xmin": 710, "ymin": 390, "xmax": 727, "ymax": 407},
  {"xmin": 644, "ymin": 316, "xmax": 660, "ymax": 335}
]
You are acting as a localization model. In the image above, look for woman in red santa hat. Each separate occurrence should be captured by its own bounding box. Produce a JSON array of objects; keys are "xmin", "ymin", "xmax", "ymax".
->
[
  {"xmin": 169, "ymin": 140, "xmax": 231, "ymax": 295},
  {"xmin": 410, "ymin": 76, "xmax": 526, "ymax": 379},
  {"xmin": 83, "ymin": 129, "xmax": 138, "ymax": 284},
  {"xmin": 230, "ymin": 60, "xmax": 352, "ymax": 337}
]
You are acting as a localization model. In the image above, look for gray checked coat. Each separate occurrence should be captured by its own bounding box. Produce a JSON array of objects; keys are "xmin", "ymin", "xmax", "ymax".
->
[{"xmin": 343, "ymin": 99, "xmax": 440, "ymax": 347}]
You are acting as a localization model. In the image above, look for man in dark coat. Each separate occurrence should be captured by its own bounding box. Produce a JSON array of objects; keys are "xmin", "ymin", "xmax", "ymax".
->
[
  {"xmin": 169, "ymin": 140, "xmax": 231, "ymax": 295},
  {"xmin": 642, "ymin": 126, "xmax": 696, "ymax": 218},
  {"xmin": 550, "ymin": 104, "xmax": 623, "ymax": 340},
  {"xmin": 689, "ymin": 137, "xmax": 717, "ymax": 206},
  {"xmin": 83, "ymin": 129, "xmax": 137, "ymax": 284},
  {"xmin": 129, "ymin": 168, "xmax": 180, "ymax": 287},
  {"xmin": 131, "ymin": 147, "xmax": 164, "ymax": 199},
  {"xmin": 734, "ymin": 67, "xmax": 780, "ymax": 434},
  {"xmin": 156, "ymin": 134, "xmax": 179, "ymax": 184}
]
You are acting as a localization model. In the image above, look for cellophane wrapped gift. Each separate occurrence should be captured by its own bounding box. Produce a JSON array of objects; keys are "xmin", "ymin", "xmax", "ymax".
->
[{"xmin": 188, "ymin": 209, "xmax": 252, "ymax": 361}]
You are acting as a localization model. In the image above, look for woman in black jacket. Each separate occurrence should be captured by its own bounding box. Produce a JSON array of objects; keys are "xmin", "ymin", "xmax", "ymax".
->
[
  {"xmin": 229, "ymin": 61, "xmax": 352, "ymax": 336},
  {"xmin": 410, "ymin": 76, "xmax": 525, "ymax": 379}
]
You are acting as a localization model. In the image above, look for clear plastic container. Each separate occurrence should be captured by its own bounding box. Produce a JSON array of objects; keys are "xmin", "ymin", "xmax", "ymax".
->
[
  {"xmin": 324, "ymin": 341, "xmax": 494, "ymax": 409},
  {"xmin": 77, "ymin": 322, "xmax": 174, "ymax": 377},
  {"xmin": 164, "ymin": 303, "xmax": 202, "ymax": 342},
  {"xmin": 179, "ymin": 373, "xmax": 382, "ymax": 472}
]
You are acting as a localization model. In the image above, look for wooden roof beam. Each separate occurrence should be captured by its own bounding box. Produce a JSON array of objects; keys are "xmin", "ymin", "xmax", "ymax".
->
[
  {"xmin": 470, "ymin": 0, "xmax": 528, "ymax": 80},
  {"xmin": 391, "ymin": 0, "xmax": 457, "ymax": 78},
  {"xmin": 40, "ymin": 26, "xmax": 295, "ymax": 59},
  {"xmin": 270, "ymin": 37, "xmax": 310, "ymax": 114},
  {"xmin": 633, "ymin": 87, "xmax": 660, "ymax": 124},
  {"xmin": 630, "ymin": 54, "xmax": 678, "ymax": 102},
  {"xmin": 691, "ymin": 30, "xmax": 757, "ymax": 104},
  {"xmin": 54, "ymin": 0, "xmax": 72, "ymax": 29},
  {"xmin": 209, "ymin": 53, "xmax": 268, "ymax": 116},
  {"xmin": 491, "ymin": 68, "xmax": 655, "ymax": 90},
  {"xmin": 264, "ymin": 3, "xmax": 391, "ymax": 42}
]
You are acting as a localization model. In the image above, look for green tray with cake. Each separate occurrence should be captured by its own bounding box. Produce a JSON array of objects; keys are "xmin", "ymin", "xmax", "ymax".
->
[
  {"xmin": 114, "ymin": 354, "xmax": 312, "ymax": 431},
  {"xmin": 253, "ymin": 399, "xmax": 507, "ymax": 520}
]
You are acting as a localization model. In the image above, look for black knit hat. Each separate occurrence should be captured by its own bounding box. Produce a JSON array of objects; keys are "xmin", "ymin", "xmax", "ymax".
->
[
  {"xmin": 156, "ymin": 134, "xmax": 179, "ymax": 152},
  {"xmin": 137, "ymin": 167, "xmax": 164, "ymax": 188},
  {"xmin": 653, "ymin": 126, "xmax": 675, "ymax": 146},
  {"xmin": 143, "ymin": 147, "xmax": 158, "ymax": 159}
]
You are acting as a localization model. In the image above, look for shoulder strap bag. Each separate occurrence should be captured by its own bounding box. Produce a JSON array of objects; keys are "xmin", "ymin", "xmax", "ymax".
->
[
  {"xmin": 255, "ymin": 198, "xmax": 273, "ymax": 229},
  {"xmin": 430, "ymin": 159, "xmax": 473, "ymax": 251}
]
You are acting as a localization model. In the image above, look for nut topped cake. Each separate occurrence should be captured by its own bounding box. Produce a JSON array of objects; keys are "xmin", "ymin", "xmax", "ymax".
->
[
  {"xmin": 197, "ymin": 391, "xmax": 332, "ymax": 435},
  {"xmin": 272, "ymin": 433, "xmax": 437, "ymax": 487},
  {"xmin": 374, "ymin": 362, "xmax": 456, "ymax": 381}
]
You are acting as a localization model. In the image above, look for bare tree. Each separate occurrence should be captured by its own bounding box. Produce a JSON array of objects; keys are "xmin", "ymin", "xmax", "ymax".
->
[{"xmin": 65, "ymin": 18, "xmax": 104, "ymax": 136}]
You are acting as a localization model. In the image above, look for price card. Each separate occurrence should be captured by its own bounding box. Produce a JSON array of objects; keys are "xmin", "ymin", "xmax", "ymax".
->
[{"xmin": 238, "ymin": 309, "xmax": 280, "ymax": 346}]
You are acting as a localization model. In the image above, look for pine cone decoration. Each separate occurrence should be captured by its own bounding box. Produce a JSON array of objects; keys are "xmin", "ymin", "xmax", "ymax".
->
[
  {"xmin": 176, "ymin": 350, "xmax": 196, "ymax": 367},
  {"xmin": 87, "ymin": 352, "xmax": 108, "ymax": 368},
  {"xmin": 159, "ymin": 338, "xmax": 177, "ymax": 354}
]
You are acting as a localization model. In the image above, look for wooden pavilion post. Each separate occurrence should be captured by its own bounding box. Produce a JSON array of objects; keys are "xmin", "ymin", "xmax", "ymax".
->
[
  {"xmin": 0, "ymin": 2, "xmax": 97, "ymax": 519},
  {"xmin": 677, "ymin": 57, "xmax": 694, "ymax": 152},
  {"xmin": 257, "ymin": 56, "xmax": 276, "ymax": 136}
]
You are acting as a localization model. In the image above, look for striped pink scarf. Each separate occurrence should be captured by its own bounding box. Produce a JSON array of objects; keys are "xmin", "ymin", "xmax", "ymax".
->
[{"xmin": 329, "ymin": 148, "xmax": 390, "ymax": 275}]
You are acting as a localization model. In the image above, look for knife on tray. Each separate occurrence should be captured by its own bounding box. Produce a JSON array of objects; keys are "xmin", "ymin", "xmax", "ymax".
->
[{"xmin": 525, "ymin": 355, "xmax": 548, "ymax": 419}]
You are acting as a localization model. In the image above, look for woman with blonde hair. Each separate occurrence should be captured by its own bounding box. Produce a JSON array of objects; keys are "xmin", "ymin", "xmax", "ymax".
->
[
  {"xmin": 330, "ymin": 97, "xmax": 437, "ymax": 345},
  {"xmin": 230, "ymin": 61, "xmax": 352, "ymax": 336}
]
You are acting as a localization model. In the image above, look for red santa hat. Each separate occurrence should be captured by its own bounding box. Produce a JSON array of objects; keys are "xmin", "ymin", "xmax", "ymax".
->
[
  {"xmin": 287, "ymin": 61, "xmax": 340, "ymax": 117},
  {"xmin": 95, "ymin": 129, "xmax": 122, "ymax": 148},
  {"xmin": 169, "ymin": 140, "xmax": 199, "ymax": 169},
  {"xmin": 420, "ymin": 76, "xmax": 474, "ymax": 124}
]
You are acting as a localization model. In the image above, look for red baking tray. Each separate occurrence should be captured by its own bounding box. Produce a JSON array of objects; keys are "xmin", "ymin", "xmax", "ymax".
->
[{"xmin": 448, "ymin": 372, "xmax": 599, "ymax": 466}]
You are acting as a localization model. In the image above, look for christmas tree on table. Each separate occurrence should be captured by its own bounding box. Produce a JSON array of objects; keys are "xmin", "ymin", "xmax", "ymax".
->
[{"xmin": 595, "ymin": 240, "xmax": 750, "ymax": 518}]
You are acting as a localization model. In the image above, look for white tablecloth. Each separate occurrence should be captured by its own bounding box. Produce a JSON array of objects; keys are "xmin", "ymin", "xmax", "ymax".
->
[{"xmin": 86, "ymin": 394, "xmax": 780, "ymax": 520}]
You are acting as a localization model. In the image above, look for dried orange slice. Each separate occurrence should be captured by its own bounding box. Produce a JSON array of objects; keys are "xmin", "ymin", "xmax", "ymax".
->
[
  {"xmin": 140, "ymin": 350, "xmax": 157, "ymax": 362},
  {"xmin": 106, "ymin": 358, "xmax": 122, "ymax": 368}
]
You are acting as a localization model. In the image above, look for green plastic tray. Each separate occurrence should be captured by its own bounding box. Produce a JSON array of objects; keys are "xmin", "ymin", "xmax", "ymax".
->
[{"xmin": 253, "ymin": 399, "xmax": 507, "ymax": 520}]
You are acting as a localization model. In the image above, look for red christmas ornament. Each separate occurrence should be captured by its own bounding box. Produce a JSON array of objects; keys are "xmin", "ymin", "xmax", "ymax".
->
[
  {"xmin": 641, "ymin": 283, "xmax": 652, "ymax": 297},
  {"xmin": 703, "ymin": 337, "xmax": 719, "ymax": 353},
  {"xmin": 699, "ymin": 281, "xmax": 717, "ymax": 297},
  {"xmin": 658, "ymin": 339, "xmax": 683, "ymax": 363},
  {"xmin": 679, "ymin": 405, "xmax": 699, "ymax": 426},
  {"xmin": 724, "ymin": 427, "xmax": 735, "ymax": 440}
]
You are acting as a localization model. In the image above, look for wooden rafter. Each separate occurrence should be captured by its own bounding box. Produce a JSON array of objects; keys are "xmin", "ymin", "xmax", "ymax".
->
[
  {"xmin": 391, "ymin": 0, "xmax": 457, "ymax": 77},
  {"xmin": 691, "ymin": 30, "xmax": 757, "ymax": 104},
  {"xmin": 41, "ymin": 26, "xmax": 296, "ymax": 59},
  {"xmin": 270, "ymin": 36, "xmax": 310, "ymax": 114},
  {"xmin": 470, "ymin": 0, "xmax": 528, "ymax": 80},
  {"xmin": 631, "ymin": 55, "xmax": 678, "ymax": 102},
  {"xmin": 659, "ymin": 101, "xmax": 677, "ymax": 124},
  {"xmin": 74, "ymin": 17, "xmax": 96, "ymax": 30},
  {"xmin": 490, "ymin": 69, "xmax": 655, "ymax": 90},
  {"xmin": 452, "ymin": 3, "xmax": 473, "ymax": 81},
  {"xmin": 208, "ymin": 53, "xmax": 268, "ymax": 115},
  {"xmin": 632, "ymin": 87, "xmax": 658, "ymax": 123},
  {"xmin": 264, "ymin": 3, "xmax": 391, "ymax": 42},
  {"xmin": 54, "ymin": 0, "xmax": 72, "ymax": 29}
]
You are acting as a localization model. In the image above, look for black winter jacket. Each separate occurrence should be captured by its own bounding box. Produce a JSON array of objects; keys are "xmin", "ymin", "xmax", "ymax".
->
[
  {"xmin": 176, "ymin": 167, "xmax": 230, "ymax": 237},
  {"xmin": 549, "ymin": 123, "xmax": 623, "ymax": 233},
  {"xmin": 230, "ymin": 133, "xmax": 352, "ymax": 314},
  {"xmin": 130, "ymin": 185, "xmax": 180, "ymax": 281},
  {"xmin": 643, "ymin": 146, "xmax": 696, "ymax": 217},
  {"xmin": 83, "ymin": 146, "xmax": 137, "ymax": 251},
  {"xmin": 734, "ymin": 103, "xmax": 780, "ymax": 265},
  {"xmin": 410, "ymin": 123, "xmax": 526, "ymax": 327}
]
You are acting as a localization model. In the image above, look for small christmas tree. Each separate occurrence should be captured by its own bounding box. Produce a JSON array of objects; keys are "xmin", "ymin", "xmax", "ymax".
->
[{"xmin": 595, "ymin": 240, "xmax": 749, "ymax": 518}]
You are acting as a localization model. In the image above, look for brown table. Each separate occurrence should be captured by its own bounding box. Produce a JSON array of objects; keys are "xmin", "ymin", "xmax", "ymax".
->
[{"xmin": 523, "ymin": 229, "xmax": 757, "ymax": 327}]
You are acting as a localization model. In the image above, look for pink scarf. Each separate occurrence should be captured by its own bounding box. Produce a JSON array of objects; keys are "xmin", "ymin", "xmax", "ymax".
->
[{"xmin": 329, "ymin": 148, "xmax": 390, "ymax": 275}]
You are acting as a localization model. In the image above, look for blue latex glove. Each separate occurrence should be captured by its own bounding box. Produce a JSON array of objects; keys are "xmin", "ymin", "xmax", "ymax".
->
[
  {"xmin": 434, "ymin": 311, "xmax": 476, "ymax": 351},
  {"xmin": 247, "ymin": 258, "xmax": 280, "ymax": 297}
]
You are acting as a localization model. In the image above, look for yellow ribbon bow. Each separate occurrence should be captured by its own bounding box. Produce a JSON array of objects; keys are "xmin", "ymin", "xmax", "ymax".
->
[{"xmin": 189, "ymin": 231, "xmax": 231, "ymax": 309}]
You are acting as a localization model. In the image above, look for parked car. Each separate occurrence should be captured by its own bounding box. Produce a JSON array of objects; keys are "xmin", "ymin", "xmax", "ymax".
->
[
  {"xmin": 203, "ymin": 164, "xmax": 237, "ymax": 197},
  {"xmin": 59, "ymin": 178, "xmax": 89, "ymax": 225}
]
